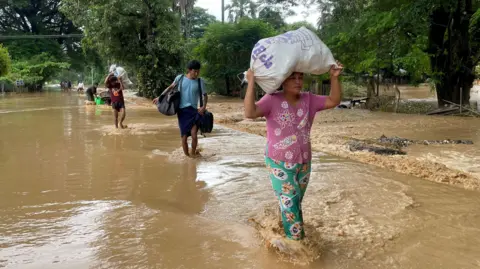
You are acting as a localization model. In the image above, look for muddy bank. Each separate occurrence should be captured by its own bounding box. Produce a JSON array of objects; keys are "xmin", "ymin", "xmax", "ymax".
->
[{"xmin": 207, "ymin": 97, "xmax": 480, "ymax": 191}]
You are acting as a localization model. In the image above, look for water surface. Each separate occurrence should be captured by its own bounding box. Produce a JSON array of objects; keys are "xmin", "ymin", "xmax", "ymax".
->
[{"xmin": 1, "ymin": 92, "xmax": 479, "ymax": 268}]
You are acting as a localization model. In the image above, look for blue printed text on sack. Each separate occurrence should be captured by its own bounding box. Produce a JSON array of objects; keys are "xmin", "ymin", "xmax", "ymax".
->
[{"xmin": 251, "ymin": 43, "xmax": 274, "ymax": 69}]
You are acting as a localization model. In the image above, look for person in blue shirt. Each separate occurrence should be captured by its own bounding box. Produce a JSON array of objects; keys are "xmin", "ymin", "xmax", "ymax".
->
[{"xmin": 154, "ymin": 60, "xmax": 208, "ymax": 157}]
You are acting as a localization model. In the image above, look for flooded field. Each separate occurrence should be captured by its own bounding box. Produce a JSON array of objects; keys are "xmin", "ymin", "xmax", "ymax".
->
[{"xmin": 1, "ymin": 92, "xmax": 480, "ymax": 268}]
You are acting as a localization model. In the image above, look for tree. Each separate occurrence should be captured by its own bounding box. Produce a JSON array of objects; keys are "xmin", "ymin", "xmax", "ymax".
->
[
  {"xmin": 173, "ymin": 0, "xmax": 197, "ymax": 38},
  {"xmin": 257, "ymin": 0, "xmax": 307, "ymax": 11},
  {"xmin": 1, "ymin": 53, "xmax": 69, "ymax": 91},
  {"xmin": 222, "ymin": 0, "xmax": 225, "ymax": 22},
  {"xmin": 258, "ymin": 7, "xmax": 286, "ymax": 30},
  {"xmin": 318, "ymin": 0, "xmax": 418, "ymax": 76},
  {"xmin": 195, "ymin": 19, "xmax": 276, "ymax": 95},
  {"xmin": 0, "ymin": 45, "xmax": 11, "ymax": 77},
  {"xmin": 225, "ymin": 0, "xmax": 258, "ymax": 23},
  {"xmin": 426, "ymin": 0, "xmax": 480, "ymax": 106},
  {"xmin": 281, "ymin": 21, "xmax": 317, "ymax": 33},
  {"xmin": 0, "ymin": 0, "xmax": 75, "ymax": 34},
  {"xmin": 182, "ymin": 7, "xmax": 218, "ymax": 39},
  {"xmin": 317, "ymin": 0, "xmax": 480, "ymax": 106},
  {"xmin": 0, "ymin": 0, "xmax": 104, "ymax": 88},
  {"xmin": 61, "ymin": 0, "xmax": 184, "ymax": 98},
  {"xmin": 257, "ymin": 0, "xmax": 311, "ymax": 20},
  {"xmin": 0, "ymin": 0, "xmax": 83, "ymax": 63}
]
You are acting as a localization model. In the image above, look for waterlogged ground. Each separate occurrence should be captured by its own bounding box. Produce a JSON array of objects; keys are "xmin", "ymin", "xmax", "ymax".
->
[
  {"xmin": 214, "ymin": 86, "xmax": 480, "ymax": 190},
  {"xmin": 0, "ymin": 91, "xmax": 480, "ymax": 268}
]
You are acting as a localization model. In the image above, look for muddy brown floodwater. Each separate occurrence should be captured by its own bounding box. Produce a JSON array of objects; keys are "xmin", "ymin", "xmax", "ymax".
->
[{"xmin": 1, "ymin": 92, "xmax": 480, "ymax": 269}]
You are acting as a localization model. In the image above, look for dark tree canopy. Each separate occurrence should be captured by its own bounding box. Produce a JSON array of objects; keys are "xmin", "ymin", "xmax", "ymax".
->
[
  {"xmin": 258, "ymin": 7, "xmax": 286, "ymax": 30},
  {"xmin": 0, "ymin": 0, "xmax": 82, "ymax": 61},
  {"xmin": 0, "ymin": 0, "xmax": 103, "ymax": 89},
  {"xmin": 62, "ymin": 0, "xmax": 184, "ymax": 98},
  {"xmin": 182, "ymin": 7, "xmax": 218, "ymax": 39},
  {"xmin": 318, "ymin": 0, "xmax": 480, "ymax": 105}
]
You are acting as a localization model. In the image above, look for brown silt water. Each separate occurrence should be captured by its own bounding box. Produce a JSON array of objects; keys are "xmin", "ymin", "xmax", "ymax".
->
[{"xmin": 1, "ymin": 92, "xmax": 480, "ymax": 268}]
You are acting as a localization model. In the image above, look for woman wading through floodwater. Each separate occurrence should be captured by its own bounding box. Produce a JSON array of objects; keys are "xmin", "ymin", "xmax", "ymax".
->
[
  {"xmin": 244, "ymin": 62, "xmax": 343, "ymax": 248},
  {"xmin": 104, "ymin": 74, "xmax": 127, "ymax": 129}
]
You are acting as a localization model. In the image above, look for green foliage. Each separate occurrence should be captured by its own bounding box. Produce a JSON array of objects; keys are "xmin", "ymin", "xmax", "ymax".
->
[
  {"xmin": 317, "ymin": 0, "xmax": 480, "ymax": 105},
  {"xmin": 226, "ymin": 0, "xmax": 258, "ymax": 22},
  {"xmin": 1, "ymin": 53, "xmax": 69, "ymax": 89},
  {"xmin": 182, "ymin": 7, "xmax": 218, "ymax": 39},
  {"xmin": 1, "ymin": 39, "xmax": 103, "ymax": 82},
  {"xmin": 281, "ymin": 21, "xmax": 317, "ymax": 33},
  {"xmin": 61, "ymin": 0, "xmax": 184, "ymax": 98},
  {"xmin": 258, "ymin": 7, "xmax": 286, "ymax": 30},
  {"xmin": 319, "ymin": 1, "xmax": 431, "ymax": 80},
  {"xmin": 471, "ymin": 8, "xmax": 480, "ymax": 66},
  {"xmin": 2, "ymin": 39, "xmax": 64, "ymax": 62},
  {"xmin": 0, "ymin": 0, "xmax": 78, "ymax": 36},
  {"xmin": 257, "ymin": 0, "xmax": 310, "ymax": 18},
  {"xmin": 258, "ymin": 0, "xmax": 302, "ymax": 8},
  {"xmin": 181, "ymin": 39, "xmax": 200, "ymax": 69},
  {"xmin": 0, "ymin": 0, "xmax": 105, "ymax": 89},
  {"xmin": 0, "ymin": 0, "xmax": 87, "ymax": 74},
  {"xmin": 341, "ymin": 80, "xmax": 367, "ymax": 98},
  {"xmin": 195, "ymin": 19, "xmax": 276, "ymax": 94},
  {"xmin": 0, "ymin": 45, "xmax": 11, "ymax": 77}
]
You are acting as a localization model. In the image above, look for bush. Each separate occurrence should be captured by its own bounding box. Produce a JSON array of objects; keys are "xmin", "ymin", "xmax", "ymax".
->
[
  {"xmin": 342, "ymin": 81, "xmax": 367, "ymax": 98},
  {"xmin": 195, "ymin": 18, "xmax": 276, "ymax": 95},
  {"xmin": 0, "ymin": 45, "xmax": 11, "ymax": 77}
]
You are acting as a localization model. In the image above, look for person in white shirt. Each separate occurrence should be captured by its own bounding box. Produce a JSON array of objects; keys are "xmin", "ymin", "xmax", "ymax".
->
[{"xmin": 77, "ymin": 82, "xmax": 85, "ymax": 92}]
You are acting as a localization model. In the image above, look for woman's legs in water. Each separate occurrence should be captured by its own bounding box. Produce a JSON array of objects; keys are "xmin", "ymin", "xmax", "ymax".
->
[
  {"xmin": 119, "ymin": 107, "xmax": 126, "ymax": 128},
  {"xmin": 112, "ymin": 103, "xmax": 126, "ymax": 129},
  {"xmin": 265, "ymin": 157, "xmax": 311, "ymax": 240},
  {"xmin": 112, "ymin": 109, "xmax": 119, "ymax": 128}
]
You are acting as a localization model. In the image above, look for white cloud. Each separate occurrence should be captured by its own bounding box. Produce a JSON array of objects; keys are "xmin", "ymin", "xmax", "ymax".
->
[{"xmin": 195, "ymin": 0, "xmax": 320, "ymax": 27}]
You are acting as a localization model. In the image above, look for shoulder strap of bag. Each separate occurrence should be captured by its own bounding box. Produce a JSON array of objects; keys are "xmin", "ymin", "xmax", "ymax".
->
[
  {"xmin": 198, "ymin": 78, "xmax": 207, "ymax": 137},
  {"xmin": 198, "ymin": 78, "xmax": 204, "ymax": 108},
  {"xmin": 178, "ymin": 75, "xmax": 185, "ymax": 92}
]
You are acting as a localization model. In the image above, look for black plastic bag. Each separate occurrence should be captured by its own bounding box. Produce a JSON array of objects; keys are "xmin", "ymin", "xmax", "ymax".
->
[
  {"xmin": 200, "ymin": 111, "xmax": 214, "ymax": 134},
  {"xmin": 197, "ymin": 78, "xmax": 214, "ymax": 135}
]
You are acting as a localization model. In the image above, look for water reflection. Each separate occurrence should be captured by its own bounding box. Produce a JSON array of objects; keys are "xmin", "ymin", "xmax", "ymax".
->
[{"xmin": 140, "ymin": 158, "xmax": 209, "ymax": 214}]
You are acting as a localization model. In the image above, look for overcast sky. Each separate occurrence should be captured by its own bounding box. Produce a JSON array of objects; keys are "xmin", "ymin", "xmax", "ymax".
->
[{"xmin": 195, "ymin": 0, "xmax": 320, "ymax": 26}]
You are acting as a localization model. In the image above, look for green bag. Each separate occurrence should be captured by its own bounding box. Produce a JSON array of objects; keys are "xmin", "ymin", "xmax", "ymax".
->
[{"xmin": 95, "ymin": 96, "xmax": 105, "ymax": 105}]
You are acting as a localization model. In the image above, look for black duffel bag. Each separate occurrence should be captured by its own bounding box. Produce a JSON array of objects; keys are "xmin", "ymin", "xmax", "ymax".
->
[{"xmin": 157, "ymin": 75, "xmax": 183, "ymax": 116}]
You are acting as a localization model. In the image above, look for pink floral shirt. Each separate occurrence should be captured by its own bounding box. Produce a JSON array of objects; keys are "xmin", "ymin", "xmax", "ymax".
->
[{"xmin": 256, "ymin": 92, "xmax": 327, "ymax": 164}]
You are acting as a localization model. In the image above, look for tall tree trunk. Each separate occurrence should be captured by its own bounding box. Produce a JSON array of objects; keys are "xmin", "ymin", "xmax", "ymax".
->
[
  {"xmin": 366, "ymin": 77, "xmax": 376, "ymax": 110},
  {"xmin": 429, "ymin": 1, "xmax": 475, "ymax": 107},
  {"xmin": 458, "ymin": 0, "xmax": 475, "ymax": 104},
  {"xmin": 429, "ymin": 9, "xmax": 449, "ymax": 106},
  {"xmin": 221, "ymin": 0, "xmax": 225, "ymax": 23},
  {"xmin": 183, "ymin": 8, "xmax": 189, "ymax": 38}
]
